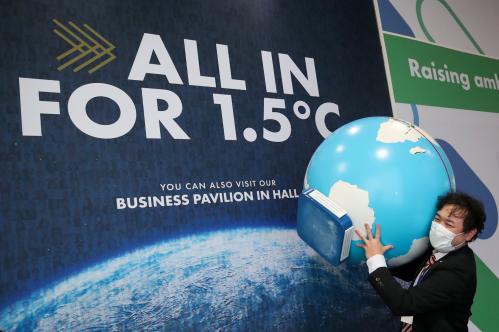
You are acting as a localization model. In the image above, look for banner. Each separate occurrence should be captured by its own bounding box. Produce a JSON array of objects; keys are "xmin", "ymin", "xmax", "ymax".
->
[{"xmin": 1, "ymin": 1, "xmax": 394, "ymax": 330}]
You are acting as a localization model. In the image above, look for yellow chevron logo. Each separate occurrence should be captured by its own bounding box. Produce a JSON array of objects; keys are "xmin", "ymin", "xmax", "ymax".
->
[{"xmin": 52, "ymin": 19, "xmax": 116, "ymax": 74}]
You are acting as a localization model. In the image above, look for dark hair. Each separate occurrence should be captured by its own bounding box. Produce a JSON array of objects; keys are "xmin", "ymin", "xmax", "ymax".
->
[{"xmin": 436, "ymin": 191, "xmax": 486, "ymax": 241}]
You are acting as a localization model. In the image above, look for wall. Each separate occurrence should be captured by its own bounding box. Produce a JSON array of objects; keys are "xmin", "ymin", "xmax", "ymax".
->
[{"xmin": 375, "ymin": 1, "xmax": 499, "ymax": 330}]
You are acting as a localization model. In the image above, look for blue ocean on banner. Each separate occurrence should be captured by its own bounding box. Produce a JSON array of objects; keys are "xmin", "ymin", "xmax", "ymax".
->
[{"xmin": 0, "ymin": 227, "xmax": 398, "ymax": 331}]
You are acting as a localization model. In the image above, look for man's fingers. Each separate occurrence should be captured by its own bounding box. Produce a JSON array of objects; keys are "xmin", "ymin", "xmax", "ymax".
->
[
  {"xmin": 375, "ymin": 223, "xmax": 381, "ymax": 239},
  {"xmin": 365, "ymin": 223, "xmax": 373, "ymax": 240},
  {"xmin": 382, "ymin": 245, "xmax": 394, "ymax": 253},
  {"xmin": 355, "ymin": 243, "xmax": 366, "ymax": 249},
  {"xmin": 355, "ymin": 229, "xmax": 367, "ymax": 243}
]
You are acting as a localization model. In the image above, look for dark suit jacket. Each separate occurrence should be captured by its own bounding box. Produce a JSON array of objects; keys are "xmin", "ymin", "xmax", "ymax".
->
[{"xmin": 368, "ymin": 246, "xmax": 477, "ymax": 332}]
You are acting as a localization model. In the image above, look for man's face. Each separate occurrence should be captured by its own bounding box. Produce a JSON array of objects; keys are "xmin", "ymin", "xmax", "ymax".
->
[{"xmin": 434, "ymin": 204, "xmax": 476, "ymax": 246}]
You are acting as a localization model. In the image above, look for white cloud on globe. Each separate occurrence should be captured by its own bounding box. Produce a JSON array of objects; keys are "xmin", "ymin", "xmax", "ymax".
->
[
  {"xmin": 376, "ymin": 118, "xmax": 422, "ymax": 143},
  {"xmin": 328, "ymin": 180, "xmax": 375, "ymax": 240},
  {"xmin": 410, "ymin": 146, "xmax": 427, "ymax": 155}
]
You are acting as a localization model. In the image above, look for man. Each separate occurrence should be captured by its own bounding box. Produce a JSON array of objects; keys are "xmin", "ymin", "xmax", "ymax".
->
[{"xmin": 356, "ymin": 192, "xmax": 486, "ymax": 331}]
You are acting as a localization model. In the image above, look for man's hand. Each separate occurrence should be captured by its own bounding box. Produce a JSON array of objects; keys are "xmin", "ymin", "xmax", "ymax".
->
[{"xmin": 355, "ymin": 223, "xmax": 394, "ymax": 259}]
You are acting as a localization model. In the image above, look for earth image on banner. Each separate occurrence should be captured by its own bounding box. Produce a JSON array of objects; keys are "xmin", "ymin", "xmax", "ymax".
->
[{"xmin": 0, "ymin": 228, "xmax": 398, "ymax": 331}]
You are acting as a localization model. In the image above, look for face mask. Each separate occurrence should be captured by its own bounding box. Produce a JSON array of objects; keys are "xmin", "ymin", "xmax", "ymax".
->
[{"xmin": 429, "ymin": 221, "xmax": 465, "ymax": 253}]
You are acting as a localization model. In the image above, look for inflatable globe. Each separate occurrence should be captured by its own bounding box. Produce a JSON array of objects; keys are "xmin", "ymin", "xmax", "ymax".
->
[{"xmin": 304, "ymin": 117, "xmax": 455, "ymax": 266}]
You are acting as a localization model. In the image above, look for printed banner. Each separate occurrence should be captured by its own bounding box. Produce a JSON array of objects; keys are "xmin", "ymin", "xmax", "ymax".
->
[{"xmin": 0, "ymin": 1, "xmax": 394, "ymax": 330}]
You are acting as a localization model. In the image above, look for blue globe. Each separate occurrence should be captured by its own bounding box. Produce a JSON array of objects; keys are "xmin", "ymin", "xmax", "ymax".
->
[{"xmin": 304, "ymin": 117, "xmax": 455, "ymax": 266}]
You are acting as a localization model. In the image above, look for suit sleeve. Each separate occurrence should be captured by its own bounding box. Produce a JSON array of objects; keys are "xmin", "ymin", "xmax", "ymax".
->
[{"xmin": 368, "ymin": 261, "xmax": 472, "ymax": 316}]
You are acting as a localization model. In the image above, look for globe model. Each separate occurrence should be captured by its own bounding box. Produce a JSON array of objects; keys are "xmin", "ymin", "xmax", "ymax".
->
[{"xmin": 304, "ymin": 116, "xmax": 455, "ymax": 266}]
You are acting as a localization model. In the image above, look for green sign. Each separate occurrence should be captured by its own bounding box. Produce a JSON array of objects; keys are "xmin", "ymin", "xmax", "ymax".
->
[{"xmin": 384, "ymin": 33, "xmax": 499, "ymax": 113}]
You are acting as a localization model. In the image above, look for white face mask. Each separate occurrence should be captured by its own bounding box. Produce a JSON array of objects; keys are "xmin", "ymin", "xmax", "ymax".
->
[{"xmin": 429, "ymin": 221, "xmax": 466, "ymax": 253}]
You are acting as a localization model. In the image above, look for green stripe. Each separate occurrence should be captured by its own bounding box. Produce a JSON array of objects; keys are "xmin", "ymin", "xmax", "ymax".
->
[{"xmin": 471, "ymin": 254, "xmax": 499, "ymax": 331}]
